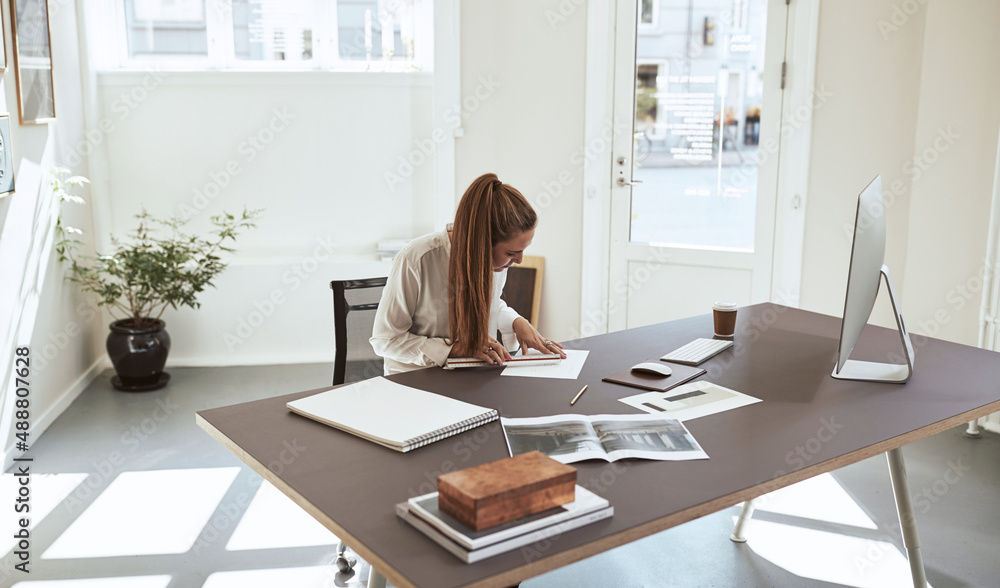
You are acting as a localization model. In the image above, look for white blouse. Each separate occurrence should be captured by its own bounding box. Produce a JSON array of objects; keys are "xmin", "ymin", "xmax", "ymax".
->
[{"xmin": 370, "ymin": 229, "xmax": 522, "ymax": 375}]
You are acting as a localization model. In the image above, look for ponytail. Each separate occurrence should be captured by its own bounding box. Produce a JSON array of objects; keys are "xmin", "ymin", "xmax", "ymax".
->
[{"xmin": 449, "ymin": 173, "xmax": 537, "ymax": 356}]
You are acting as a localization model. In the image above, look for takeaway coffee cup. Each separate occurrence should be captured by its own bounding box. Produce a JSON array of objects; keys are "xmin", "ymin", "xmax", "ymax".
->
[{"xmin": 713, "ymin": 301, "xmax": 738, "ymax": 337}]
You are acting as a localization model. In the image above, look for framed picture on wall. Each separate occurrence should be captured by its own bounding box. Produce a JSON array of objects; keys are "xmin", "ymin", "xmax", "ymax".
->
[
  {"xmin": 10, "ymin": 0, "xmax": 56, "ymax": 124},
  {"xmin": 0, "ymin": 115, "xmax": 14, "ymax": 195}
]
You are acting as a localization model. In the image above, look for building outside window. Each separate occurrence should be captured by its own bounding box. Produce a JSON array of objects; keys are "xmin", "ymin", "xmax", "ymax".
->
[
  {"xmin": 631, "ymin": 0, "xmax": 767, "ymax": 251},
  {"xmin": 118, "ymin": 0, "xmax": 428, "ymax": 71}
]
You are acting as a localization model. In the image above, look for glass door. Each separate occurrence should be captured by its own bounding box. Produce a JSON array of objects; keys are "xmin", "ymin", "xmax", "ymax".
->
[{"xmin": 609, "ymin": 0, "xmax": 788, "ymax": 330}]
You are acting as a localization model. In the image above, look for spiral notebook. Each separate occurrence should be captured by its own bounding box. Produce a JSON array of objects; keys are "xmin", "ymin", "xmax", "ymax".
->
[{"xmin": 286, "ymin": 377, "xmax": 498, "ymax": 453}]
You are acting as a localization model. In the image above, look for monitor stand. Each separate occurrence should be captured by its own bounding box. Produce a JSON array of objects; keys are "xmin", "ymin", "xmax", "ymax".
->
[{"xmin": 832, "ymin": 265, "xmax": 915, "ymax": 383}]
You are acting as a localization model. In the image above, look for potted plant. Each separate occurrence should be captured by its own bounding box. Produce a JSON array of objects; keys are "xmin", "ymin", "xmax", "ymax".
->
[{"xmin": 55, "ymin": 168, "xmax": 260, "ymax": 391}]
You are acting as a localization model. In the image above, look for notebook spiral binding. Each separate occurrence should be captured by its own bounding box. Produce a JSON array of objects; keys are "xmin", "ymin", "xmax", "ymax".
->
[{"xmin": 404, "ymin": 411, "xmax": 499, "ymax": 452}]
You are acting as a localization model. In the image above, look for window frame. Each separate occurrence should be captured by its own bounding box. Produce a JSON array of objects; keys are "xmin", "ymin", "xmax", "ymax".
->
[{"xmin": 109, "ymin": 0, "xmax": 429, "ymax": 72}]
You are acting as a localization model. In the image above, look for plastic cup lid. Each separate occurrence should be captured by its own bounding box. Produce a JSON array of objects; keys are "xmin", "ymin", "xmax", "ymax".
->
[{"xmin": 713, "ymin": 300, "xmax": 738, "ymax": 311}]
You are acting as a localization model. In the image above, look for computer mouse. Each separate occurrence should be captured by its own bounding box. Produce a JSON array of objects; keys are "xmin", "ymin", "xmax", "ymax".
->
[{"xmin": 631, "ymin": 362, "xmax": 672, "ymax": 377}]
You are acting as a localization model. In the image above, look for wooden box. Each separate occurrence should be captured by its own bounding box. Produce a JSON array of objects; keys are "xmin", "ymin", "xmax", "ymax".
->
[{"xmin": 437, "ymin": 451, "xmax": 577, "ymax": 531}]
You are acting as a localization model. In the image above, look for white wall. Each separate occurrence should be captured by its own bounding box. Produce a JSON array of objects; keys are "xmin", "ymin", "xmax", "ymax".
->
[
  {"xmin": 900, "ymin": 0, "xmax": 1000, "ymax": 345},
  {"xmin": 799, "ymin": 0, "xmax": 1000, "ymax": 348},
  {"xmin": 456, "ymin": 0, "xmax": 588, "ymax": 342},
  {"xmin": 130, "ymin": 0, "xmax": 994, "ymax": 361},
  {"xmin": 456, "ymin": 0, "xmax": 1000, "ymax": 355},
  {"xmin": 1, "ymin": 2, "xmax": 104, "ymax": 467},
  {"xmin": 94, "ymin": 73, "xmax": 436, "ymax": 366},
  {"xmin": 68, "ymin": 0, "xmax": 584, "ymax": 371},
  {"xmin": 458, "ymin": 0, "xmax": 936, "ymax": 342},
  {"xmin": 15, "ymin": 0, "xmax": 992, "ymax": 418},
  {"xmin": 799, "ymin": 0, "xmax": 927, "ymax": 326}
]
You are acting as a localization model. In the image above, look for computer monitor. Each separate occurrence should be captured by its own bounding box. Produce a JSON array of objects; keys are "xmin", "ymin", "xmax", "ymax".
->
[{"xmin": 832, "ymin": 175, "xmax": 914, "ymax": 383}]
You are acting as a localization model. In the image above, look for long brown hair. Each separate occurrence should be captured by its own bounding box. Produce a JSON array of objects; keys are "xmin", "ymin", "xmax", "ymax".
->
[{"xmin": 449, "ymin": 173, "xmax": 537, "ymax": 356}]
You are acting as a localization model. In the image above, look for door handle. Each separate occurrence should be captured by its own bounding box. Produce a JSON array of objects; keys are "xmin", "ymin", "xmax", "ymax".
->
[{"xmin": 617, "ymin": 177, "xmax": 644, "ymax": 187}]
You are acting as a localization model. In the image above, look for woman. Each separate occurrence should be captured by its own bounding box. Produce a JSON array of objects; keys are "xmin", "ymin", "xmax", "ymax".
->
[{"xmin": 371, "ymin": 173, "xmax": 565, "ymax": 375}]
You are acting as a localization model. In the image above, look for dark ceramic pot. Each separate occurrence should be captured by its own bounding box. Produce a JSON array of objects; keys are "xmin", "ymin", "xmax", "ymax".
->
[{"xmin": 106, "ymin": 319, "xmax": 171, "ymax": 391}]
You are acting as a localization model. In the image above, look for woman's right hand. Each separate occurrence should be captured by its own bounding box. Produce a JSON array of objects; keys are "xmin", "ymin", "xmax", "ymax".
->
[{"xmin": 449, "ymin": 337, "xmax": 512, "ymax": 366}]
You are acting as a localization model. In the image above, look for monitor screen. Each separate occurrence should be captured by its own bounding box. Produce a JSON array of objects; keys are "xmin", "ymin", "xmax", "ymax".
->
[{"xmin": 836, "ymin": 176, "xmax": 886, "ymax": 373}]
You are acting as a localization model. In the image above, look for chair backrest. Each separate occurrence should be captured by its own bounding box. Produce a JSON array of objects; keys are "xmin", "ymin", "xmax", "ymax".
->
[
  {"xmin": 501, "ymin": 255, "xmax": 544, "ymax": 328},
  {"xmin": 330, "ymin": 277, "xmax": 388, "ymax": 385}
]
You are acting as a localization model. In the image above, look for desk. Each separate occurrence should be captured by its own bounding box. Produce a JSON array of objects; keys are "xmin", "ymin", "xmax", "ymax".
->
[{"xmin": 197, "ymin": 304, "xmax": 1000, "ymax": 587}]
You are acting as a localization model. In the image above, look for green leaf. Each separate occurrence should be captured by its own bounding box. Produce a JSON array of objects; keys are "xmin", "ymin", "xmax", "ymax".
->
[{"xmin": 59, "ymin": 201, "xmax": 262, "ymax": 319}]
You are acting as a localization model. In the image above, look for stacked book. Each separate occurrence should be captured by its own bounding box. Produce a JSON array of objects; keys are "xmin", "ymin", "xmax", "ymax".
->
[{"xmin": 396, "ymin": 485, "xmax": 612, "ymax": 563}]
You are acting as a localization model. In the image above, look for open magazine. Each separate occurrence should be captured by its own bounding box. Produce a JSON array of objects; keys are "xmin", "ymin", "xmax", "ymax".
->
[{"xmin": 501, "ymin": 414, "xmax": 708, "ymax": 464}]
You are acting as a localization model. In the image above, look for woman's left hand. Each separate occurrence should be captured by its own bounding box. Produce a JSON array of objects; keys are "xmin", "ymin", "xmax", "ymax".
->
[{"xmin": 513, "ymin": 317, "xmax": 567, "ymax": 358}]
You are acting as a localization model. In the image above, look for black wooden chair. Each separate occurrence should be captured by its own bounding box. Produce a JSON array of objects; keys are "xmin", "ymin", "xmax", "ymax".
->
[
  {"xmin": 330, "ymin": 277, "xmax": 388, "ymax": 386},
  {"xmin": 329, "ymin": 277, "xmax": 388, "ymax": 574}
]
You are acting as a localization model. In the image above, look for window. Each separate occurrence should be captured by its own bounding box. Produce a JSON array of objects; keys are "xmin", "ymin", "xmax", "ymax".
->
[
  {"xmin": 232, "ymin": 0, "xmax": 314, "ymax": 62},
  {"xmin": 639, "ymin": 0, "xmax": 658, "ymax": 29},
  {"xmin": 635, "ymin": 62, "xmax": 663, "ymax": 139},
  {"xmin": 111, "ymin": 0, "xmax": 431, "ymax": 71},
  {"xmin": 124, "ymin": 0, "xmax": 208, "ymax": 58}
]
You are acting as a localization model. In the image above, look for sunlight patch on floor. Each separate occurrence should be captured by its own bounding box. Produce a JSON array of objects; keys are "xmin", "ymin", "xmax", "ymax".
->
[
  {"xmin": 1, "ymin": 473, "xmax": 88, "ymax": 555},
  {"xmin": 739, "ymin": 518, "xmax": 927, "ymax": 588},
  {"xmin": 226, "ymin": 481, "xmax": 338, "ymax": 550},
  {"xmin": 753, "ymin": 472, "xmax": 878, "ymax": 529},
  {"xmin": 42, "ymin": 468, "xmax": 240, "ymax": 559},
  {"xmin": 202, "ymin": 565, "xmax": 359, "ymax": 588},
  {"xmin": 11, "ymin": 575, "xmax": 172, "ymax": 588}
]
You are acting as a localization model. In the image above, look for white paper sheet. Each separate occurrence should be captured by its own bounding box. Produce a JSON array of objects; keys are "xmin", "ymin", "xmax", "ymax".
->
[
  {"xmin": 618, "ymin": 381, "xmax": 761, "ymax": 421},
  {"xmin": 500, "ymin": 349, "xmax": 589, "ymax": 379}
]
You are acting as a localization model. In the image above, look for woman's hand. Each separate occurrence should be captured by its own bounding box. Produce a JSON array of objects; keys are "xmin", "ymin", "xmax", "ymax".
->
[
  {"xmin": 513, "ymin": 317, "xmax": 567, "ymax": 358},
  {"xmin": 448, "ymin": 336, "xmax": 512, "ymax": 366}
]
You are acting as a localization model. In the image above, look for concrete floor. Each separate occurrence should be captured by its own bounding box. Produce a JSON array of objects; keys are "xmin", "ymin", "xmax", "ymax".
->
[{"xmin": 3, "ymin": 364, "xmax": 998, "ymax": 588}]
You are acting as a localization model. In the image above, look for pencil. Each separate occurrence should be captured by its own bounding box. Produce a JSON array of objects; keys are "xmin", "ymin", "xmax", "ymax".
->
[{"xmin": 570, "ymin": 385, "xmax": 588, "ymax": 405}]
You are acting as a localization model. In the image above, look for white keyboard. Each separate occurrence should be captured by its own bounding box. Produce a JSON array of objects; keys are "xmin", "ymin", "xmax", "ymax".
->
[
  {"xmin": 444, "ymin": 354, "xmax": 563, "ymax": 370},
  {"xmin": 661, "ymin": 338, "xmax": 734, "ymax": 366}
]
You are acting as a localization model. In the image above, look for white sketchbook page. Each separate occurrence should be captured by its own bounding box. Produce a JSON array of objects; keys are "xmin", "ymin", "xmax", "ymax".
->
[
  {"xmin": 287, "ymin": 378, "xmax": 494, "ymax": 447},
  {"xmin": 618, "ymin": 381, "xmax": 761, "ymax": 421},
  {"xmin": 500, "ymin": 349, "xmax": 589, "ymax": 379}
]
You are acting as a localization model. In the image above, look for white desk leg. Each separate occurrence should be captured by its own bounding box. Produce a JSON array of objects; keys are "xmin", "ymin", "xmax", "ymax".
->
[
  {"xmin": 366, "ymin": 566, "xmax": 388, "ymax": 588},
  {"xmin": 730, "ymin": 499, "xmax": 756, "ymax": 543},
  {"xmin": 886, "ymin": 447, "xmax": 928, "ymax": 588},
  {"xmin": 964, "ymin": 418, "xmax": 982, "ymax": 438}
]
